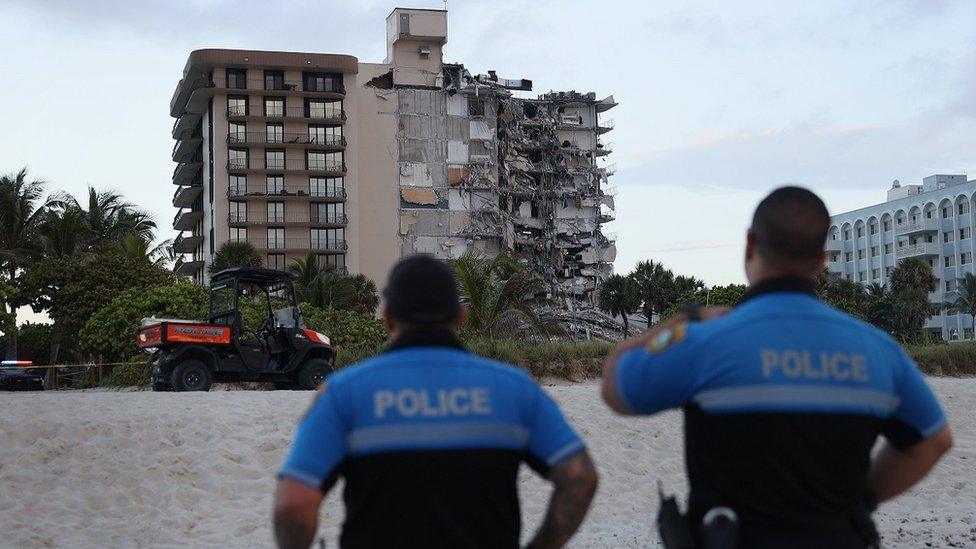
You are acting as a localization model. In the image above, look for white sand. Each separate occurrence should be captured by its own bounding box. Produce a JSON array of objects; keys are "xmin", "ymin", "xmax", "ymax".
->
[{"xmin": 1, "ymin": 378, "xmax": 974, "ymax": 548}]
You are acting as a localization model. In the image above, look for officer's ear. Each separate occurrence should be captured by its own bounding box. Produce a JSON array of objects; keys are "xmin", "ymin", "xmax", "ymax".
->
[
  {"xmin": 745, "ymin": 230, "xmax": 757, "ymax": 261},
  {"xmin": 453, "ymin": 305, "xmax": 468, "ymax": 330},
  {"xmin": 382, "ymin": 307, "xmax": 397, "ymax": 333}
]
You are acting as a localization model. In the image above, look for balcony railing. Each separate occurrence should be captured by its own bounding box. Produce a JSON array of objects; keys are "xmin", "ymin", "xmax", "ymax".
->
[
  {"xmin": 895, "ymin": 242, "xmax": 940, "ymax": 259},
  {"xmin": 227, "ymin": 159, "xmax": 346, "ymax": 173},
  {"xmin": 219, "ymin": 78, "xmax": 345, "ymax": 94},
  {"xmin": 895, "ymin": 219, "xmax": 938, "ymax": 235},
  {"xmin": 228, "ymin": 213, "xmax": 347, "ymax": 225},
  {"xmin": 228, "ymin": 187, "xmax": 346, "ymax": 199},
  {"xmin": 227, "ymin": 105, "xmax": 346, "ymax": 120},
  {"xmin": 227, "ymin": 132, "xmax": 346, "ymax": 147},
  {"xmin": 249, "ymin": 238, "xmax": 348, "ymax": 252}
]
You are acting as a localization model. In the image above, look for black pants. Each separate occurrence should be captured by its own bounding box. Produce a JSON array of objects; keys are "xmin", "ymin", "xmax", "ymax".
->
[{"xmin": 736, "ymin": 525, "xmax": 869, "ymax": 549}]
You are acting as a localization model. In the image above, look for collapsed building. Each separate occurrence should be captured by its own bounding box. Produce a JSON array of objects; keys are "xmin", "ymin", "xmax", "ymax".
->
[{"xmin": 169, "ymin": 7, "xmax": 617, "ymax": 334}]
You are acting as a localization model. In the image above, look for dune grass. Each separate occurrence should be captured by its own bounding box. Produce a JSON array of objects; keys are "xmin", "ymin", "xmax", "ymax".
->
[{"xmin": 907, "ymin": 342, "xmax": 976, "ymax": 376}]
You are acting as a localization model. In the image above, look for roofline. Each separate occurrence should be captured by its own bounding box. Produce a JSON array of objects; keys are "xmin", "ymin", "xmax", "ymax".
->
[
  {"xmin": 181, "ymin": 48, "xmax": 359, "ymax": 78},
  {"xmin": 830, "ymin": 179, "xmax": 976, "ymax": 221},
  {"xmin": 387, "ymin": 7, "xmax": 448, "ymax": 18}
]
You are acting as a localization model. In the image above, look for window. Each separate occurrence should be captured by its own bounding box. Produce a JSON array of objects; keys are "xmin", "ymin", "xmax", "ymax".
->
[
  {"xmin": 264, "ymin": 97, "xmax": 284, "ymax": 117},
  {"xmin": 303, "ymin": 72, "xmax": 341, "ymax": 92},
  {"xmin": 306, "ymin": 99, "xmax": 342, "ymax": 119},
  {"xmin": 307, "ymin": 151, "xmax": 343, "ymax": 170},
  {"xmin": 872, "ymin": 268, "xmax": 880, "ymax": 278},
  {"xmin": 265, "ymin": 149, "xmax": 285, "ymax": 170},
  {"xmin": 267, "ymin": 202, "xmax": 284, "ymax": 223},
  {"xmin": 844, "ymin": 229, "xmax": 851, "ymax": 240},
  {"xmin": 267, "ymin": 228, "xmax": 285, "ymax": 249},
  {"xmin": 264, "ymin": 70, "xmax": 285, "ymax": 91},
  {"xmin": 310, "ymin": 177, "xmax": 343, "ymax": 197},
  {"xmin": 945, "ymin": 231, "xmax": 954, "ymax": 243},
  {"xmin": 228, "ymin": 148, "xmax": 248, "ymax": 170},
  {"xmin": 941, "ymin": 206, "xmax": 950, "ymax": 218},
  {"xmin": 883, "ymin": 220, "xmax": 891, "ymax": 231},
  {"xmin": 230, "ymin": 227, "xmax": 247, "ymax": 242},
  {"xmin": 885, "ymin": 267, "xmax": 892, "ymax": 278},
  {"xmin": 945, "ymin": 255, "xmax": 956, "ymax": 267},
  {"xmin": 960, "ymin": 202, "xmax": 971, "ymax": 215},
  {"xmin": 870, "ymin": 246, "xmax": 878, "ymax": 257},
  {"xmin": 926, "ymin": 210, "xmax": 934, "ymax": 219},
  {"xmin": 946, "ymin": 279, "xmax": 956, "ymax": 292},
  {"xmin": 963, "ymin": 252, "xmax": 972, "ymax": 265},
  {"xmin": 870, "ymin": 223, "xmax": 878, "ymax": 235},
  {"xmin": 884, "ymin": 243, "xmax": 892, "ymax": 254},
  {"xmin": 845, "ymin": 252, "xmax": 853, "ymax": 262},
  {"xmin": 857, "ymin": 249, "xmax": 865, "ymax": 259},
  {"xmin": 228, "ymin": 122, "xmax": 246, "ymax": 143},
  {"xmin": 858, "ymin": 272, "xmax": 866, "ymax": 282},
  {"xmin": 228, "ymin": 95, "xmax": 248, "ymax": 116},
  {"xmin": 226, "ymin": 68, "xmax": 247, "ymax": 89},
  {"xmin": 229, "ymin": 201, "xmax": 247, "ymax": 223},
  {"xmin": 307, "ymin": 151, "xmax": 326, "ymax": 170},
  {"xmin": 229, "ymin": 175, "xmax": 247, "ymax": 196},
  {"xmin": 316, "ymin": 253, "xmax": 345, "ymax": 271},
  {"xmin": 925, "ymin": 234, "xmax": 934, "ymax": 243},
  {"xmin": 308, "ymin": 125, "xmax": 341, "ymax": 145},
  {"xmin": 856, "ymin": 226, "xmax": 864, "ymax": 237},
  {"xmin": 312, "ymin": 202, "xmax": 344, "ymax": 223},
  {"xmin": 311, "ymin": 228, "xmax": 344, "ymax": 249},
  {"xmin": 961, "ymin": 227, "xmax": 971, "ymax": 240},
  {"xmin": 267, "ymin": 254, "xmax": 285, "ymax": 270},
  {"xmin": 266, "ymin": 123, "xmax": 283, "ymax": 144},
  {"xmin": 266, "ymin": 175, "xmax": 284, "ymax": 195}
]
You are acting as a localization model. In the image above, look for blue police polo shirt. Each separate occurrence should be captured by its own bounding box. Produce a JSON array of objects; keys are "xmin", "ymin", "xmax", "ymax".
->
[
  {"xmin": 611, "ymin": 277, "xmax": 947, "ymax": 530},
  {"xmin": 279, "ymin": 330, "xmax": 584, "ymax": 549}
]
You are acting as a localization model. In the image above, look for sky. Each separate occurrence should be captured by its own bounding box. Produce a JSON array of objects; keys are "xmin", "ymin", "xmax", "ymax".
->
[{"xmin": 1, "ymin": 0, "xmax": 975, "ymax": 289}]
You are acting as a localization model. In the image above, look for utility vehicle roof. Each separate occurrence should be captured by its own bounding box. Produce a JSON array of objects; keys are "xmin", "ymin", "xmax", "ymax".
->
[{"xmin": 210, "ymin": 267, "xmax": 297, "ymax": 287}]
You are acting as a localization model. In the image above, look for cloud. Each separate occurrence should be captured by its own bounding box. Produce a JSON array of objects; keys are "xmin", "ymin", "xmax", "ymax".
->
[{"xmin": 639, "ymin": 242, "xmax": 739, "ymax": 254}]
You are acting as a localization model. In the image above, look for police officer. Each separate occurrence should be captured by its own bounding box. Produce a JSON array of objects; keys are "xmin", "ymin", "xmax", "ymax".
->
[
  {"xmin": 274, "ymin": 255, "xmax": 597, "ymax": 549},
  {"xmin": 601, "ymin": 187, "xmax": 953, "ymax": 548}
]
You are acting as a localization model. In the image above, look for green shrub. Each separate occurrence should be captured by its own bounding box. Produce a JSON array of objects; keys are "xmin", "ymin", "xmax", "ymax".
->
[
  {"xmin": 102, "ymin": 359, "xmax": 152, "ymax": 387},
  {"xmin": 908, "ymin": 341, "xmax": 976, "ymax": 376},
  {"xmin": 300, "ymin": 303, "xmax": 388, "ymax": 350},
  {"xmin": 79, "ymin": 281, "xmax": 209, "ymax": 363}
]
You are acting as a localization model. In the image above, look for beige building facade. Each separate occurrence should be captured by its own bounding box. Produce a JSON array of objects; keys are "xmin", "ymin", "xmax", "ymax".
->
[{"xmin": 170, "ymin": 7, "xmax": 616, "ymax": 312}]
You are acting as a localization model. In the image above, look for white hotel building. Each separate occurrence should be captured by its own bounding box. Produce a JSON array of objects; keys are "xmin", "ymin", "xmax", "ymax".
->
[{"xmin": 827, "ymin": 174, "xmax": 976, "ymax": 341}]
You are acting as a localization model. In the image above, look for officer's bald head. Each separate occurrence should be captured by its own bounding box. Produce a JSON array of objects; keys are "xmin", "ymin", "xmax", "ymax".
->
[{"xmin": 748, "ymin": 187, "xmax": 830, "ymax": 277}]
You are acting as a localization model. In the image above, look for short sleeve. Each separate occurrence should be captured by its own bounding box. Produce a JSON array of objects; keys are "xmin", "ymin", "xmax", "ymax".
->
[
  {"xmin": 882, "ymin": 347, "xmax": 947, "ymax": 449},
  {"xmin": 525, "ymin": 387, "xmax": 585, "ymax": 475},
  {"xmin": 613, "ymin": 322, "xmax": 701, "ymax": 414},
  {"xmin": 278, "ymin": 387, "xmax": 348, "ymax": 490}
]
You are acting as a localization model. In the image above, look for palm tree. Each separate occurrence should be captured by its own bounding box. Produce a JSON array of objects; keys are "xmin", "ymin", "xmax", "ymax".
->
[
  {"xmin": 38, "ymin": 206, "xmax": 91, "ymax": 259},
  {"xmin": 450, "ymin": 251, "xmax": 548, "ymax": 338},
  {"xmin": 210, "ymin": 241, "xmax": 263, "ymax": 274},
  {"xmin": 120, "ymin": 234, "xmax": 172, "ymax": 267},
  {"xmin": 950, "ymin": 272, "xmax": 976, "ymax": 340},
  {"xmin": 889, "ymin": 257, "xmax": 937, "ymax": 341},
  {"xmin": 0, "ymin": 168, "xmax": 51, "ymax": 359},
  {"xmin": 343, "ymin": 274, "xmax": 379, "ymax": 315},
  {"xmin": 866, "ymin": 282, "xmax": 887, "ymax": 299},
  {"xmin": 598, "ymin": 274, "xmax": 641, "ymax": 337},
  {"xmin": 289, "ymin": 253, "xmax": 325, "ymax": 306},
  {"xmin": 629, "ymin": 259, "xmax": 673, "ymax": 323}
]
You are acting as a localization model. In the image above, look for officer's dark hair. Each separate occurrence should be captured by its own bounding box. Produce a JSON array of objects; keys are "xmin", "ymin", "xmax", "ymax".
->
[
  {"xmin": 382, "ymin": 254, "xmax": 461, "ymax": 329},
  {"xmin": 749, "ymin": 186, "xmax": 830, "ymax": 269}
]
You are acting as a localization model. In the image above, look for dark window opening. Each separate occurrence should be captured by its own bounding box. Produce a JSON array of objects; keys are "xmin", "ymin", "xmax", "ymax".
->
[
  {"xmin": 265, "ymin": 70, "xmax": 285, "ymax": 91},
  {"xmin": 303, "ymin": 72, "xmax": 342, "ymax": 92},
  {"xmin": 226, "ymin": 69, "xmax": 247, "ymax": 89}
]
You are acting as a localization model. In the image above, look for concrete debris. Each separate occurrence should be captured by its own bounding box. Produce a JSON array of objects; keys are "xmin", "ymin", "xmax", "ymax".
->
[{"xmin": 394, "ymin": 62, "xmax": 618, "ymax": 337}]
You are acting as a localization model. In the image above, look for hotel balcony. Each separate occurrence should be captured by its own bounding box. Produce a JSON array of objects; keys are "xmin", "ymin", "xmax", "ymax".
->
[
  {"xmin": 228, "ymin": 212, "xmax": 347, "ymax": 227},
  {"xmin": 173, "ymin": 161, "xmax": 202, "ymax": 185},
  {"xmin": 171, "ymin": 76, "xmax": 345, "ymax": 117},
  {"xmin": 227, "ymin": 186, "xmax": 346, "ymax": 202},
  {"xmin": 226, "ymin": 158, "xmax": 346, "ymax": 176},
  {"xmin": 173, "ymin": 233, "xmax": 204, "ymax": 253},
  {"xmin": 247, "ymin": 238, "xmax": 348, "ymax": 254},
  {"xmin": 226, "ymin": 132, "xmax": 346, "ymax": 150},
  {"xmin": 174, "ymin": 257, "xmax": 205, "ymax": 276},
  {"xmin": 173, "ymin": 209, "xmax": 204, "ymax": 231},
  {"xmin": 172, "ymin": 136, "xmax": 203, "ymax": 162},
  {"xmin": 895, "ymin": 242, "xmax": 940, "ymax": 259},
  {"xmin": 895, "ymin": 219, "xmax": 938, "ymax": 236},
  {"xmin": 825, "ymin": 239, "xmax": 843, "ymax": 252},
  {"xmin": 172, "ymin": 185, "xmax": 203, "ymax": 208},
  {"xmin": 226, "ymin": 105, "xmax": 346, "ymax": 124}
]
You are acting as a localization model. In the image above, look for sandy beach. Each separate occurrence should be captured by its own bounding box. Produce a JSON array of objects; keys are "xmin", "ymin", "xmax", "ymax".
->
[{"xmin": 1, "ymin": 378, "xmax": 974, "ymax": 548}]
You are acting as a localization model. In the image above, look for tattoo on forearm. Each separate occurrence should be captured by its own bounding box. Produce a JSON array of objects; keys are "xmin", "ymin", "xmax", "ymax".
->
[{"xmin": 528, "ymin": 452, "xmax": 598, "ymax": 549}]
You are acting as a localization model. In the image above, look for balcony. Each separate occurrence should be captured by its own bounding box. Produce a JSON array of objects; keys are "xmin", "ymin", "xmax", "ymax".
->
[
  {"xmin": 227, "ymin": 158, "xmax": 346, "ymax": 175},
  {"xmin": 895, "ymin": 219, "xmax": 938, "ymax": 236},
  {"xmin": 595, "ymin": 141, "xmax": 612, "ymax": 157},
  {"xmin": 173, "ymin": 161, "xmax": 202, "ymax": 185},
  {"xmin": 226, "ymin": 132, "xmax": 345, "ymax": 150},
  {"xmin": 172, "ymin": 136, "xmax": 203, "ymax": 162},
  {"xmin": 172, "ymin": 111, "xmax": 203, "ymax": 140},
  {"xmin": 171, "ymin": 77, "xmax": 345, "ymax": 118},
  {"xmin": 172, "ymin": 185, "xmax": 203, "ymax": 208},
  {"xmin": 226, "ymin": 105, "xmax": 346, "ymax": 123},
  {"xmin": 173, "ymin": 233, "xmax": 204, "ymax": 253},
  {"xmin": 228, "ymin": 186, "xmax": 346, "ymax": 201},
  {"xmin": 895, "ymin": 242, "xmax": 940, "ymax": 259},
  {"xmin": 249, "ymin": 238, "xmax": 348, "ymax": 253},
  {"xmin": 825, "ymin": 239, "xmax": 843, "ymax": 252},
  {"xmin": 228, "ymin": 212, "xmax": 347, "ymax": 227},
  {"xmin": 173, "ymin": 209, "xmax": 203, "ymax": 231},
  {"xmin": 174, "ymin": 257, "xmax": 205, "ymax": 276}
]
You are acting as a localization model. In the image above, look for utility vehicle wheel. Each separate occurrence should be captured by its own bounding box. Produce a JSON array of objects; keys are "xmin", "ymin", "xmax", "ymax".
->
[
  {"xmin": 171, "ymin": 360, "xmax": 212, "ymax": 392},
  {"xmin": 297, "ymin": 358, "xmax": 331, "ymax": 390},
  {"xmin": 151, "ymin": 381, "xmax": 171, "ymax": 392}
]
